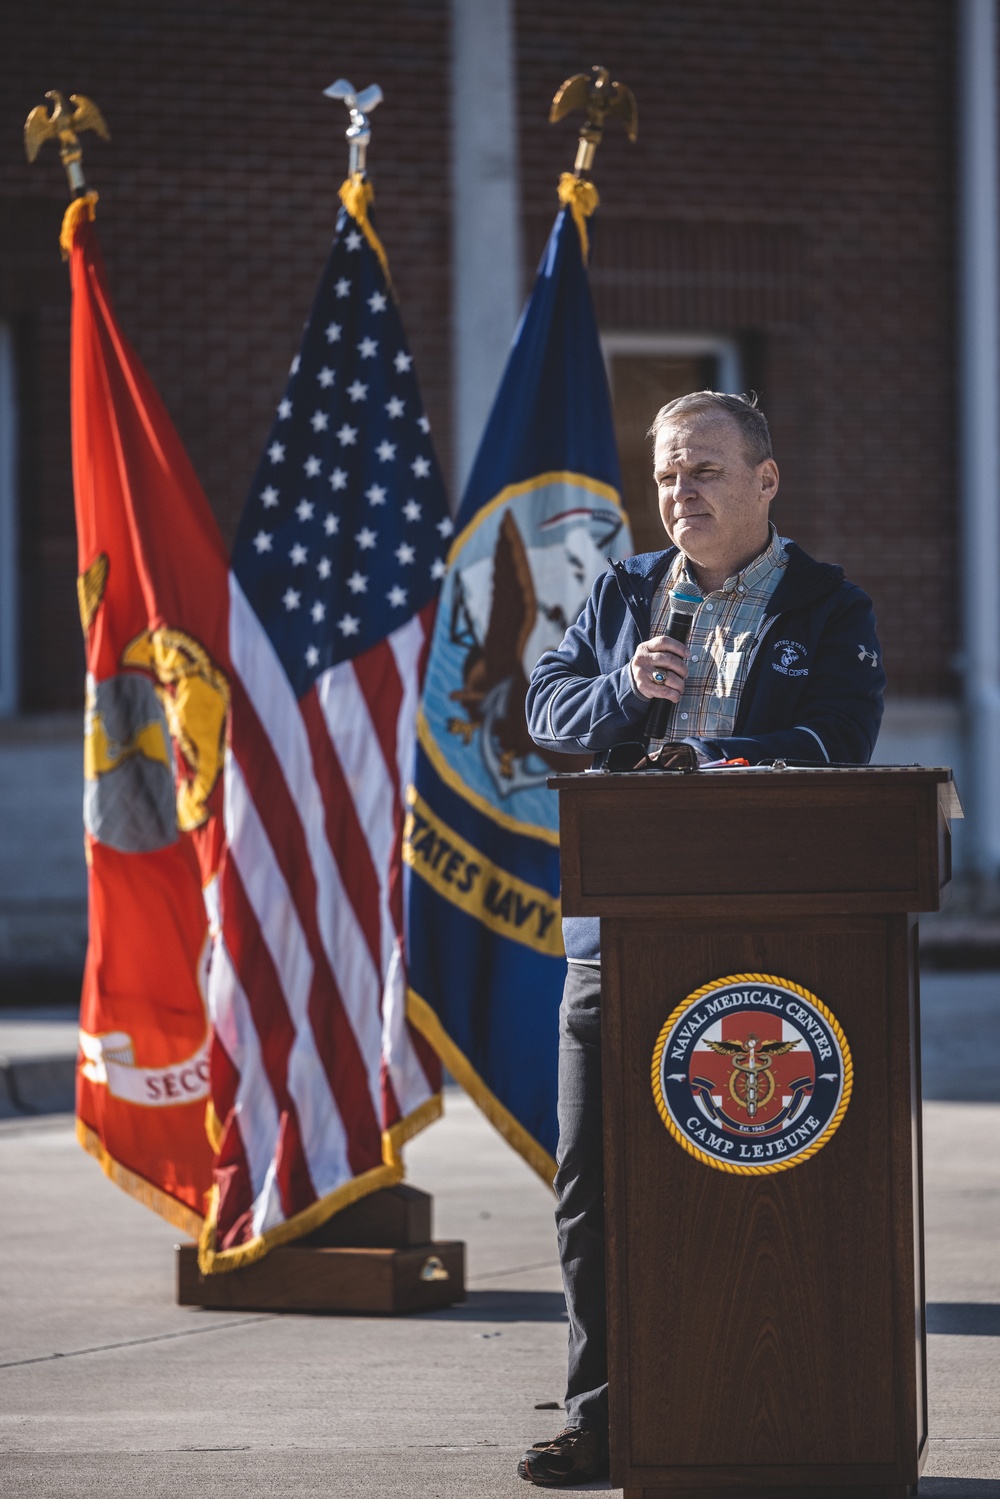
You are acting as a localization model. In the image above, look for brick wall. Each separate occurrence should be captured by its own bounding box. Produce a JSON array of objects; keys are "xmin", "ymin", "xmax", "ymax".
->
[
  {"xmin": 0, "ymin": 0, "xmax": 452, "ymax": 709},
  {"xmin": 0, "ymin": 1, "xmax": 960, "ymax": 706},
  {"xmin": 517, "ymin": 0, "xmax": 957, "ymax": 697}
]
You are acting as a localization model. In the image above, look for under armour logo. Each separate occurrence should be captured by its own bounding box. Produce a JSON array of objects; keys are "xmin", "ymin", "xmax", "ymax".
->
[{"xmin": 858, "ymin": 645, "xmax": 878, "ymax": 667}]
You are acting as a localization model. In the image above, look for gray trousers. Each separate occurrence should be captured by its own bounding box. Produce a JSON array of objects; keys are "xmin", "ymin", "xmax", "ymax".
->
[{"xmin": 554, "ymin": 961, "xmax": 607, "ymax": 1435}]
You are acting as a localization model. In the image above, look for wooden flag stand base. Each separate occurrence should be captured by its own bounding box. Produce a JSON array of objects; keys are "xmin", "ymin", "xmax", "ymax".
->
[{"xmin": 176, "ymin": 1184, "xmax": 465, "ymax": 1315}]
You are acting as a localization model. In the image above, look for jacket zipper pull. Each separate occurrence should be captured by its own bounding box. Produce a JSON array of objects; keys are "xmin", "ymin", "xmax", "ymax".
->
[{"xmin": 609, "ymin": 557, "xmax": 648, "ymax": 637}]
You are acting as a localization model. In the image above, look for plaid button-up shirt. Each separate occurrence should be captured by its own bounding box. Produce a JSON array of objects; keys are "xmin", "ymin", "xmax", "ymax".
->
[{"xmin": 648, "ymin": 525, "xmax": 789, "ymax": 749}]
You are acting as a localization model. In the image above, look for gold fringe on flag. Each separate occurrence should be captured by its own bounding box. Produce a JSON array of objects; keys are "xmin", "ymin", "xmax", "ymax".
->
[
  {"xmin": 76, "ymin": 1119, "xmax": 205, "ymax": 1238},
  {"xmin": 196, "ymin": 1090, "xmax": 443, "ymax": 1274},
  {"xmin": 408, "ymin": 988, "xmax": 558, "ymax": 1188}
]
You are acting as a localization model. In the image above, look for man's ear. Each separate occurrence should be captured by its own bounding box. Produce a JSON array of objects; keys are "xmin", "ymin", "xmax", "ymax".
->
[{"xmin": 760, "ymin": 458, "xmax": 779, "ymax": 505}]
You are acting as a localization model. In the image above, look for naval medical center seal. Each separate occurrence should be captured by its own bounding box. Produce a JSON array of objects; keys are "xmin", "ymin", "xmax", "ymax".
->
[{"xmin": 651, "ymin": 973, "xmax": 852, "ymax": 1175}]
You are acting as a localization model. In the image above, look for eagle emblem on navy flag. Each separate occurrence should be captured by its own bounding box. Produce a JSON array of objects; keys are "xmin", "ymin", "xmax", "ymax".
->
[{"xmin": 441, "ymin": 496, "xmax": 624, "ymax": 798}]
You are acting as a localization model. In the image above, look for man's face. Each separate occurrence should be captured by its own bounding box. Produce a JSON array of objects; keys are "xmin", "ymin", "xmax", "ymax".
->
[{"xmin": 653, "ymin": 414, "xmax": 778, "ymax": 568}]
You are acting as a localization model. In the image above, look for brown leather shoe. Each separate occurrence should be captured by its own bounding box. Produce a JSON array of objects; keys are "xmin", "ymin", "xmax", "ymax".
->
[{"xmin": 517, "ymin": 1426, "xmax": 609, "ymax": 1486}]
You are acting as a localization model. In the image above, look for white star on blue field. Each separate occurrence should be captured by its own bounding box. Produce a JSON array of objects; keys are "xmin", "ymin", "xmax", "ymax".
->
[{"xmin": 232, "ymin": 210, "xmax": 453, "ymax": 697}]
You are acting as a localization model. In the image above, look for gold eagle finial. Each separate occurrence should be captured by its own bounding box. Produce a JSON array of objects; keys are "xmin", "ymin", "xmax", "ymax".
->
[
  {"xmin": 550, "ymin": 65, "xmax": 637, "ymax": 175},
  {"xmin": 24, "ymin": 91, "xmax": 110, "ymax": 195}
]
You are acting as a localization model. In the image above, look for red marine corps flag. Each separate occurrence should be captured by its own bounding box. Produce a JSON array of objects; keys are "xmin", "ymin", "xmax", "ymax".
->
[{"xmin": 65, "ymin": 188, "xmax": 231, "ymax": 1233}]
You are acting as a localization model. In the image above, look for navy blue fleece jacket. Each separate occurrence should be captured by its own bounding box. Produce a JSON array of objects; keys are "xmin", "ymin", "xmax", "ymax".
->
[{"xmin": 526, "ymin": 542, "xmax": 886, "ymax": 959}]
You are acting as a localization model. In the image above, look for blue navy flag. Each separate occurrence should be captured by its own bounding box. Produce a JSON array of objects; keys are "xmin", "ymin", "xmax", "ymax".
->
[
  {"xmin": 406, "ymin": 187, "xmax": 631, "ymax": 1182},
  {"xmin": 202, "ymin": 178, "xmax": 451, "ymax": 1273}
]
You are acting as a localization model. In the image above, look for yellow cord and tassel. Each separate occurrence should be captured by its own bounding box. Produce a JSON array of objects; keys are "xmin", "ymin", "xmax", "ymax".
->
[
  {"xmin": 59, "ymin": 190, "xmax": 98, "ymax": 260},
  {"xmin": 338, "ymin": 173, "xmax": 392, "ymax": 289},
  {"xmin": 557, "ymin": 172, "xmax": 600, "ymax": 264},
  {"xmin": 204, "ymin": 1098, "xmax": 224, "ymax": 1154}
]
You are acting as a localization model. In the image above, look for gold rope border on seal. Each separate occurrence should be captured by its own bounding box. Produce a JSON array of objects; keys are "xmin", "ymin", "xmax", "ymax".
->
[{"xmin": 650, "ymin": 972, "xmax": 854, "ymax": 1177}]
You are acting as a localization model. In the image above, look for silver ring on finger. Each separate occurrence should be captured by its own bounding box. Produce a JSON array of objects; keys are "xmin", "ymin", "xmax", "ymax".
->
[{"xmin": 652, "ymin": 670, "xmax": 666, "ymax": 684}]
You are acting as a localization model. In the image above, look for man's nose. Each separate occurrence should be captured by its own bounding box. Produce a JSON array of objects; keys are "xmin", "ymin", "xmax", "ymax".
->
[{"xmin": 671, "ymin": 472, "xmax": 698, "ymax": 501}]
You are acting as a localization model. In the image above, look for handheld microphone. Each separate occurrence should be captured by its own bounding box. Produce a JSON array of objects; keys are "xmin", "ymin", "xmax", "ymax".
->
[{"xmin": 643, "ymin": 583, "xmax": 703, "ymax": 746}]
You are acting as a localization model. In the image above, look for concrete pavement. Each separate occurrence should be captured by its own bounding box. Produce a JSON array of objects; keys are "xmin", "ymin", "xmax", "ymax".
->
[
  {"xmin": 0, "ymin": 1008, "xmax": 78, "ymax": 1116},
  {"xmin": 0, "ymin": 714, "xmax": 87, "ymax": 977},
  {"xmin": 1, "ymin": 1092, "xmax": 574, "ymax": 1498},
  {"xmin": 1, "ymin": 973, "xmax": 999, "ymax": 1496},
  {"xmin": 921, "ymin": 972, "xmax": 1000, "ymax": 1101}
]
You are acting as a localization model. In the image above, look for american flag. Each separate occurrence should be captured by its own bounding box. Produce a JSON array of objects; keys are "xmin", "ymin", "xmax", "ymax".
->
[{"xmin": 200, "ymin": 188, "xmax": 452, "ymax": 1271}]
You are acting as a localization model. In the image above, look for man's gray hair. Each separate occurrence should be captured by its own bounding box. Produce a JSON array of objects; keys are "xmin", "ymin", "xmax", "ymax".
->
[{"xmin": 648, "ymin": 391, "xmax": 772, "ymax": 469}]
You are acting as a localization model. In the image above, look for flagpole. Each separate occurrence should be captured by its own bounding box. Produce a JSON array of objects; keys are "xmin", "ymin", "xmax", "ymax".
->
[
  {"xmin": 25, "ymin": 88, "xmax": 235, "ymax": 1236},
  {"xmin": 24, "ymin": 90, "xmax": 109, "ymax": 198},
  {"xmin": 549, "ymin": 64, "xmax": 638, "ymax": 177},
  {"xmin": 323, "ymin": 78, "xmax": 383, "ymax": 178},
  {"xmin": 186, "ymin": 79, "xmax": 463, "ymax": 1305},
  {"xmin": 405, "ymin": 71, "xmax": 637, "ymax": 1187},
  {"xmin": 24, "ymin": 92, "xmax": 111, "ymax": 262},
  {"xmin": 548, "ymin": 66, "xmax": 638, "ymax": 264}
]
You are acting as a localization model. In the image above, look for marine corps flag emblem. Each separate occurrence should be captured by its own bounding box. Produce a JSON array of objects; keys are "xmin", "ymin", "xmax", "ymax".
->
[{"xmin": 66, "ymin": 194, "xmax": 231, "ymax": 1233}]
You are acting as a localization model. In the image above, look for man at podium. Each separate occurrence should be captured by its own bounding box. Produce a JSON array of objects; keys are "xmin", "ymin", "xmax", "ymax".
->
[{"xmin": 518, "ymin": 390, "xmax": 885, "ymax": 1487}]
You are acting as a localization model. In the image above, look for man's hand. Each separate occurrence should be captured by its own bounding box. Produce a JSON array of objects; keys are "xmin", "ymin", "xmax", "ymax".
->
[{"xmin": 629, "ymin": 635, "xmax": 689, "ymax": 701}]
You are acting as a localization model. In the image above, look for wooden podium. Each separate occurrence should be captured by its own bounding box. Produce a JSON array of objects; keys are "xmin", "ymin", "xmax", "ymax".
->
[{"xmin": 551, "ymin": 766, "xmax": 960, "ymax": 1499}]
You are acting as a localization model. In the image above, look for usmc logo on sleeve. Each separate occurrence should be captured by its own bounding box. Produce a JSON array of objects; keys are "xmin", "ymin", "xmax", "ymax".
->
[{"xmin": 651, "ymin": 974, "xmax": 852, "ymax": 1175}]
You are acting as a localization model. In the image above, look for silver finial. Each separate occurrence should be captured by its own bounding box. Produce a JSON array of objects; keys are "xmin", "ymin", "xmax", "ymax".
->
[{"xmin": 323, "ymin": 79, "xmax": 383, "ymax": 176}]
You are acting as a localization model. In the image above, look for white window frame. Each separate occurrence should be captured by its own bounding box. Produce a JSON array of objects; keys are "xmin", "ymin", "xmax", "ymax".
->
[
  {"xmin": 600, "ymin": 330, "xmax": 743, "ymax": 397},
  {"xmin": 0, "ymin": 326, "xmax": 18, "ymax": 717}
]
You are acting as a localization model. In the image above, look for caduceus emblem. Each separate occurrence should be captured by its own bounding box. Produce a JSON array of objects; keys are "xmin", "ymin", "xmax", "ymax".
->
[{"xmin": 705, "ymin": 1033, "xmax": 801, "ymax": 1118}]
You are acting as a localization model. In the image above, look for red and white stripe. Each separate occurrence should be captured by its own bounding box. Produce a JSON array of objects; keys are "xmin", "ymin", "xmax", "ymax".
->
[{"xmin": 205, "ymin": 576, "xmax": 440, "ymax": 1260}]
